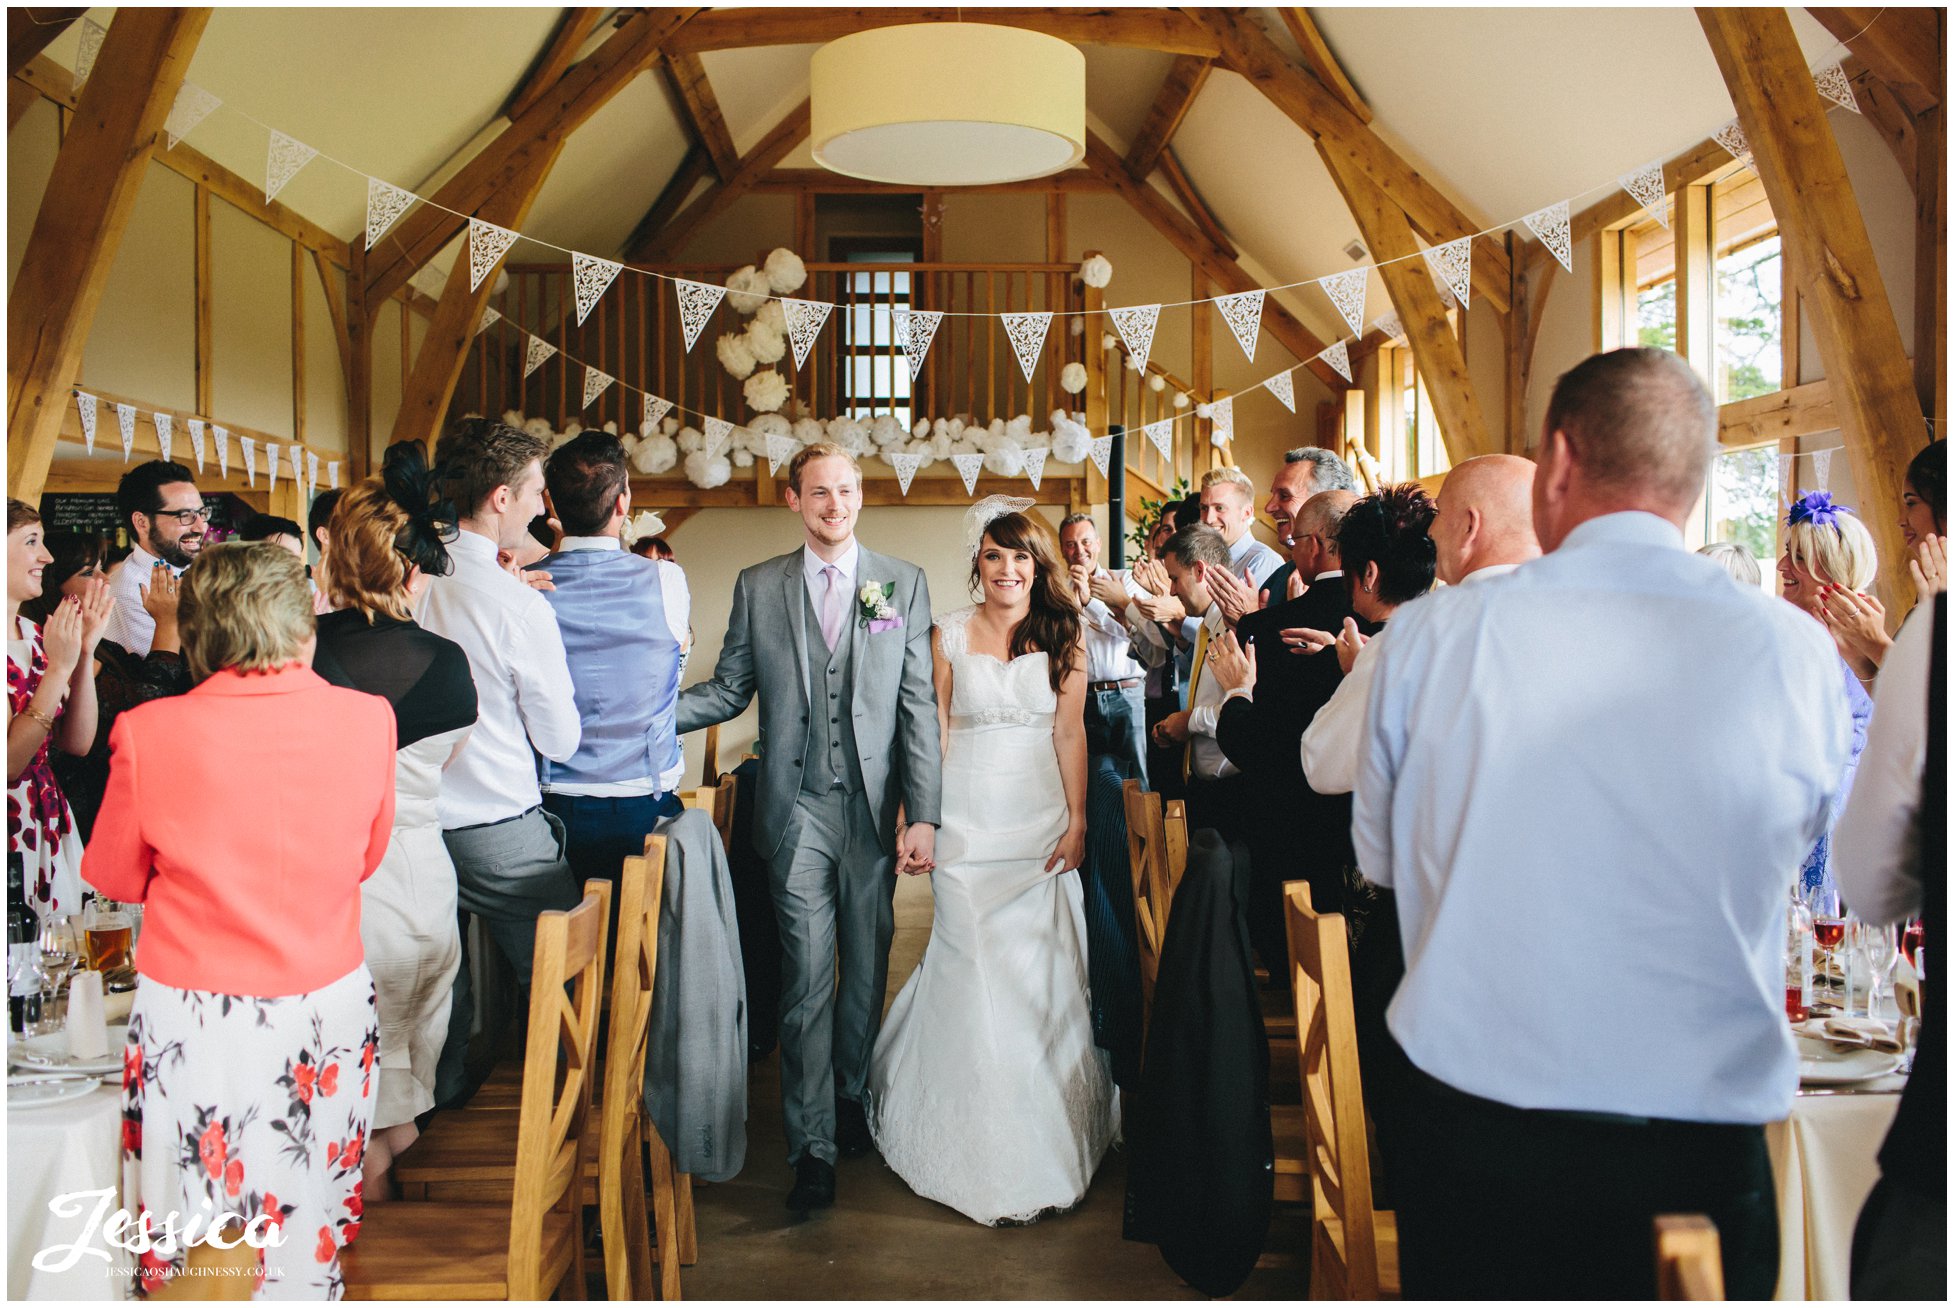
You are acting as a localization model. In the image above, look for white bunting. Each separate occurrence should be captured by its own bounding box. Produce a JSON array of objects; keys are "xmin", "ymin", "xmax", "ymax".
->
[
  {"xmin": 1318, "ymin": 271, "xmax": 1367, "ymax": 339},
  {"xmin": 115, "ymin": 404, "xmax": 136, "ymax": 462},
  {"xmin": 781, "ymin": 298, "xmax": 835, "ymax": 370},
  {"xmin": 1815, "ymin": 447, "xmax": 1835, "ymax": 491},
  {"xmin": 1372, "ymin": 311, "xmax": 1406, "ymax": 345},
  {"xmin": 1021, "ymin": 446, "xmax": 1049, "ymax": 491},
  {"xmin": 1524, "ymin": 200, "xmax": 1575, "ymax": 273},
  {"xmin": 951, "ymin": 453, "xmax": 985, "ymax": 495},
  {"xmin": 164, "ymin": 83, "xmax": 221, "ymax": 150},
  {"xmin": 898, "ymin": 310, "xmax": 943, "ymax": 381},
  {"xmin": 1211, "ymin": 396, "xmax": 1234, "ymax": 441},
  {"xmin": 1110, "ymin": 304, "xmax": 1161, "ymax": 371},
  {"xmin": 1424, "ymin": 237, "xmax": 1473, "ymax": 311},
  {"xmin": 887, "ymin": 451, "xmax": 922, "ymax": 495},
  {"xmin": 153, "ymin": 412, "xmax": 173, "ymax": 463},
  {"xmin": 765, "ymin": 433, "xmax": 800, "ymax": 476},
  {"xmin": 1000, "ymin": 312, "xmax": 1052, "ymax": 383},
  {"xmin": 1143, "ymin": 419, "xmax": 1173, "ymax": 463},
  {"xmin": 328, "ymin": 461, "xmax": 341, "ymax": 491},
  {"xmin": 1813, "ymin": 62, "xmax": 1860, "ymax": 114},
  {"xmin": 674, "ymin": 279, "xmax": 726, "ymax": 353},
  {"xmin": 1320, "ymin": 340, "xmax": 1352, "ymax": 384},
  {"xmin": 265, "ymin": 131, "xmax": 317, "ymax": 205},
  {"xmin": 571, "ymin": 253, "xmax": 623, "ymax": 326},
  {"xmin": 1712, "ymin": 119, "xmax": 1750, "ymax": 165},
  {"xmin": 582, "ymin": 366, "xmax": 615, "ymax": 410},
  {"xmin": 1267, "ymin": 370, "xmax": 1296, "ymax": 414},
  {"xmin": 265, "ymin": 443, "xmax": 280, "ymax": 493},
  {"xmin": 1215, "ymin": 290, "xmax": 1264, "ymax": 363},
  {"xmin": 702, "ymin": 417, "xmax": 734, "ymax": 460},
  {"xmin": 215, "ymin": 426, "xmax": 231, "ymax": 478},
  {"xmin": 467, "ymin": 218, "xmax": 518, "ymax": 292},
  {"xmin": 74, "ymin": 17, "xmax": 107, "ymax": 88},
  {"xmin": 642, "ymin": 394, "xmax": 672, "ymax": 434},
  {"xmin": 76, "ymin": 392, "xmax": 98, "ymax": 456},
  {"xmin": 187, "ymin": 419, "xmax": 206, "ymax": 470},
  {"xmin": 365, "ymin": 178, "xmax": 416, "ymax": 251},
  {"xmin": 476, "ymin": 306, "xmax": 501, "ymax": 337},
  {"xmin": 523, "ymin": 336, "xmax": 557, "ymax": 379},
  {"xmin": 1620, "ymin": 161, "xmax": 1670, "ymax": 228},
  {"xmin": 1087, "ymin": 435, "xmax": 1113, "ymax": 477},
  {"xmin": 240, "ymin": 435, "xmax": 256, "ymax": 487},
  {"xmin": 307, "ymin": 452, "xmax": 320, "ymax": 502}
]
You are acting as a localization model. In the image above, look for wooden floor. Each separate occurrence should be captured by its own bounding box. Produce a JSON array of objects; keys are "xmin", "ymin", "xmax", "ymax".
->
[{"xmin": 678, "ymin": 873, "xmax": 1308, "ymax": 1300}]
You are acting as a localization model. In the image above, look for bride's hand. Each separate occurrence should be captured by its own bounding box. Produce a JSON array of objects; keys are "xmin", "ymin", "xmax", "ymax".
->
[{"xmin": 1045, "ymin": 822, "xmax": 1085, "ymax": 875}]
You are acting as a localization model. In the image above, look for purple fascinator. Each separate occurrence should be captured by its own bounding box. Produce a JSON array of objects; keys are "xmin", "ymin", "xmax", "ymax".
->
[{"xmin": 1787, "ymin": 489, "xmax": 1855, "ymax": 528}]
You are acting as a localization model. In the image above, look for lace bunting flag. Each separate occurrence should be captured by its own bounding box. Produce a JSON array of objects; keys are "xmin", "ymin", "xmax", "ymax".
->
[
  {"xmin": 365, "ymin": 178, "xmax": 416, "ymax": 251},
  {"xmin": 74, "ymin": 18, "xmax": 107, "ymax": 89},
  {"xmin": 187, "ymin": 419, "xmax": 206, "ymax": 470},
  {"xmin": 951, "ymin": 452, "xmax": 985, "ymax": 495},
  {"xmin": 152, "ymin": 412, "xmax": 173, "ymax": 463},
  {"xmin": 1712, "ymin": 119, "xmax": 1751, "ymax": 165},
  {"xmin": 1266, "ymin": 370, "xmax": 1296, "ymax": 414},
  {"xmin": 115, "ymin": 403, "xmax": 136, "ymax": 462},
  {"xmin": 1523, "ymin": 200, "xmax": 1574, "ymax": 273},
  {"xmin": 702, "ymin": 417, "xmax": 734, "ymax": 460},
  {"xmin": 674, "ymin": 279, "xmax": 726, "ymax": 353},
  {"xmin": 1815, "ymin": 448, "xmax": 1835, "ymax": 491},
  {"xmin": 75, "ymin": 392, "xmax": 98, "ymax": 456},
  {"xmin": 643, "ymin": 394, "xmax": 672, "ymax": 434},
  {"xmin": 1021, "ymin": 446, "xmax": 1049, "ymax": 491},
  {"xmin": 467, "ymin": 219, "xmax": 518, "ymax": 292},
  {"xmin": 1087, "ymin": 436, "xmax": 1113, "ymax": 477},
  {"xmin": 265, "ymin": 131, "xmax": 317, "ymax": 205},
  {"xmin": 1813, "ymin": 62, "xmax": 1860, "ymax": 114},
  {"xmin": 328, "ymin": 461, "xmax": 341, "ymax": 491},
  {"xmin": 1215, "ymin": 290, "xmax": 1264, "ymax": 363},
  {"xmin": 572, "ymin": 253, "xmax": 622, "ymax": 327},
  {"xmin": 476, "ymin": 306, "xmax": 501, "ymax": 337},
  {"xmin": 1110, "ymin": 304, "xmax": 1160, "ymax": 371},
  {"xmin": 1144, "ymin": 419, "xmax": 1173, "ymax": 462},
  {"xmin": 265, "ymin": 442, "xmax": 280, "ymax": 493},
  {"xmin": 1619, "ymin": 162, "xmax": 1669, "ymax": 228},
  {"xmin": 766, "ymin": 433, "xmax": 800, "ymax": 476},
  {"xmin": 1001, "ymin": 312, "xmax": 1052, "ymax": 384},
  {"xmin": 1321, "ymin": 340, "xmax": 1352, "ymax": 384},
  {"xmin": 887, "ymin": 451, "xmax": 921, "ymax": 495},
  {"xmin": 215, "ymin": 426, "xmax": 230, "ymax": 478},
  {"xmin": 582, "ymin": 366, "xmax": 614, "ymax": 410},
  {"xmin": 899, "ymin": 310, "xmax": 943, "ymax": 380},
  {"xmin": 1424, "ymin": 237, "xmax": 1473, "ymax": 311},
  {"xmin": 523, "ymin": 335, "xmax": 557, "ymax": 380},
  {"xmin": 781, "ymin": 298, "xmax": 835, "ymax": 371},
  {"xmin": 1210, "ymin": 396, "xmax": 1235, "ymax": 443},
  {"xmin": 1371, "ymin": 311, "xmax": 1406, "ymax": 345},
  {"xmin": 240, "ymin": 436, "xmax": 256, "ymax": 487},
  {"xmin": 307, "ymin": 452, "xmax": 320, "ymax": 502},
  {"xmin": 164, "ymin": 84, "xmax": 221, "ymax": 150},
  {"xmin": 1319, "ymin": 271, "xmax": 1367, "ymax": 338}
]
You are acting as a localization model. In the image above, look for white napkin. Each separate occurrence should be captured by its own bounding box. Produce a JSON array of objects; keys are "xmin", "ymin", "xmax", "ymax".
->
[
  {"xmin": 65, "ymin": 970, "xmax": 108, "ymax": 1060},
  {"xmin": 1819, "ymin": 1017, "xmax": 1904, "ymax": 1054}
]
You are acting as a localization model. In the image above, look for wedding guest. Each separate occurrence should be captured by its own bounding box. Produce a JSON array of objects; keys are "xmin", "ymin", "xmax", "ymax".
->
[
  {"xmin": 310, "ymin": 486, "xmax": 344, "ymax": 616},
  {"xmin": 1354, "ymin": 349, "xmax": 1847, "ymax": 1299},
  {"xmin": 418, "ymin": 418, "xmax": 580, "ymax": 1102},
  {"xmin": 539, "ymin": 433, "xmax": 689, "ymax": 880},
  {"xmin": 1698, "ymin": 539, "xmax": 1762, "ymax": 587},
  {"xmin": 1814, "ymin": 439, "xmax": 1949, "ymax": 668},
  {"xmin": 1836, "ymin": 596, "xmax": 1943, "ymax": 1299},
  {"xmin": 312, "ymin": 444, "xmax": 478, "ymax": 1198},
  {"xmin": 630, "ymin": 535, "xmax": 675, "ymax": 561},
  {"xmin": 1258, "ymin": 447, "xmax": 1357, "ymax": 602},
  {"xmin": 239, "ymin": 513, "xmax": 306, "ymax": 557},
  {"xmin": 1140, "ymin": 525, "xmax": 1248, "ymax": 841},
  {"xmin": 1777, "ymin": 493, "xmax": 1878, "ymax": 897},
  {"xmin": 1122, "ymin": 512, "xmax": 1189, "ymax": 794},
  {"xmin": 1197, "ymin": 466, "xmax": 1284, "ymax": 591},
  {"xmin": 8, "ymin": 501, "xmax": 112, "ymax": 921},
  {"xmin": 102, "ymin": 459, "xmax": 205, "ymax": 657},
  {"xmin": 83, "ymin": 541, "xmax": 394, "ymax": 1297}
]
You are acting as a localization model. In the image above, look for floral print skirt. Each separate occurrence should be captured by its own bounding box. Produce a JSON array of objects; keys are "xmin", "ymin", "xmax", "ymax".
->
[{"xmin": 121, "ymin": 965, "xmax": 378, "ymax": 1300}]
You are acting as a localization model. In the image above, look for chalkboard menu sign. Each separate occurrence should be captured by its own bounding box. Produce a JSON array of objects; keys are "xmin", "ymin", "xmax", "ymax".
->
[{"xmin": 37, "ymin": 492, "xmax": 255, "ymax": 551}]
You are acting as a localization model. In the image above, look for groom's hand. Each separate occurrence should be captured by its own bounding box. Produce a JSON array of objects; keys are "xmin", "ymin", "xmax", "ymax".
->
[{"xmin": 896, "ymin": 822, "xmax": 936, "ymax": 876}]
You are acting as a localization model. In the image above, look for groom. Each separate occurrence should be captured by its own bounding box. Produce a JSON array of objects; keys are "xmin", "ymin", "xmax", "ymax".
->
[{"xmin": 678, "ymin": 441, "xmax": 942, "ymax": 1212}]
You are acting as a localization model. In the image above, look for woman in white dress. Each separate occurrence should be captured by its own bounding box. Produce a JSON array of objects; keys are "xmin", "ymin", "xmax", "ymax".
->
[{"xmin": 868, "ymin": 498, "xmax": 1118, "ymax": 1226}]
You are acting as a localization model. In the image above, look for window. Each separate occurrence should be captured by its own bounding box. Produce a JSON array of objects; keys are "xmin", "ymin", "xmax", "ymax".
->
[
  {"xmin": 1702, "ymin": 445, "xmax": 1780, "ymax": 565},
  {"xmin": 1634, "ymin": 216, "xmax": 1677, "ymax": 352},
  {"xmin": 1711, "ymin": 172, "xmax": 1782, "ymax": 403},
  {"xmin": 1376, "ymin": 342, "xmax": 1451, "ymax": 482},
  {"xmin": 834, "ymin": 240, "xmax": 917, "ymax": 428}
]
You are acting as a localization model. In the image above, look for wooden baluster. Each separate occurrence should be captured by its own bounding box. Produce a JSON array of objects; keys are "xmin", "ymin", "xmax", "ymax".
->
[{"xmin": 557, "ymin": 271, "xmax": 568, "ymax": 428}]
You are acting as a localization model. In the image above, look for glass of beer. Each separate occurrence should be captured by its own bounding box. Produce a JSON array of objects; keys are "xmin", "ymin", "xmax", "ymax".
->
[{"xmin": 83, "ymin": 899, "xmax": 134, "ymax": 972}]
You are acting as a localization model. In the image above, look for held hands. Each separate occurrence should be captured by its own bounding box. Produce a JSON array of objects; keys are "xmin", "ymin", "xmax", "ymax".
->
[
  {"xmin": 1150, "ymin": 709, "xmax": 1191, "ymax": 746},
  {"xmin": 1911, "ymin": 535, "xmax": 1946, "ymax": 602},
  {"xmin": 895, "ymin": 822, "xmax": 937, "ymax": 876},
  {"xmin": 1816, "ymin": 583, "xmax": 1892, "ymax": 670},
  {"xmin": 1207, "ymin": 629, "xmax": 1256, "ymax": 695},
  {"xmin": 1206, "ymin": 566, "xmax": 1256, "ymax": 626},
  {"xmin": 1334, "ymin": 616, "xmax": 1368, "ymax": 676},
  {"xmin": 1045, "ymin": 822, "xmax": 1085, "ymax": 875}
]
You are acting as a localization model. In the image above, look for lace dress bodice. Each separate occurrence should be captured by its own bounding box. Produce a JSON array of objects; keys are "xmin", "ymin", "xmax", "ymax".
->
[{"xmin": 936, "ymin": 606, "xmax": 1057, "ymax": 730}]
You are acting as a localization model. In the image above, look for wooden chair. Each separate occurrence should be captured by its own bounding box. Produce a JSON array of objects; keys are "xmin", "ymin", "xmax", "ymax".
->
[
  {"xmin": 342, "ymin": 884, "xmax": 607, "ymax": 1300},
  {"xmin": 1654, "ymin": 1215, "xmax": 1725, "ymax": 1300},
  {"xmin": 1121, "ymin": 780, "xmax": 1188, "ymax": 1034},
  {"xmin": 680, "ymin": 775, "xmax": 739, "ymax": 857},
  {"xmin": 1284, "ymin": 880, "xmax": 1398, "ymax": 1299}
]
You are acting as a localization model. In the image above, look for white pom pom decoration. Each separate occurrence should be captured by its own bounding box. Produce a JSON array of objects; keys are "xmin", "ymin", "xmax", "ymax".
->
[
  {"xmin": 748, "ymin": 412, "xmax": 792, "ymax": 439},
  {"xmin": 1173, "ymin": 392, "xmax": 1191, "ymax": 409},
  {"xmin": 984, "ymin": 438, "xmax": 1026, "ymax": 477},
  {"xmin": 1068, "ymin": 317, "xmax": 1085, "ymax": 337},
  {"xmin": 792, "ymin": 417, "xmax": 826, "ymax": 447},
  {"xmin": 683, "ymin": 450, "xmax": 733, "ymax": 488},
  {"xmin": 1196, "ymin": 402, "xmax": 1214, "ymax": 419},
  {"xmin": 715, "ymin": 332, "xmax": 757, "ymax": 379},
  {"xmin": 732, "ymin": 448, "xmax": 755, "ymax": 468},
  {"xmin": 744, "ymin": 316, "xmax": 787, "ymax": 364},
  {"xmin": 1005, "ymin": 414, "xmax": 1033, "ymax": 442},
  {"xmin": 763, "ymin": 248, "xmax": 808, "ymax": 295},
  {"xmin": 1059, "ymin": 362, "xmax": 1088, "ymax": 394},
  {"xmin": 661, "ymin": 416, "xmax": 681, "ymax": 436},
  {"xmin": 1080, "ymin": 254, "xmax": 1113, "ymax": 288},
  {"xmin": 632, "ymin": 434, "xmax": 678, "ymax": 475},
  {"xmin": 1148, "ymin": 373, "xmax": 1167, "ymax": 393},
  {"xmin": 676, "ymin": 425, "xmax": 704, "ymax": 454},
  {"xmin": 1126, "ymin": 352, "xmax": 1145, "ymax": 372},
  {"xmin": 744, "ymin": 369, "xmax": 790, "ymax": 413},
  {"xmin": 523, "ymin": 417, "xmax": 554, "ymax": 443},
  {"xmin": 1050, "ymin": 413, "xmax": 1092, "ymax": 464},
  {"xmin": 1101, "ymin": 333, "xmax": 1117, "ymax": 350},
  {"xmin": 725, "ymin": 265, "xmax": 770, "ymax": 315},
  {"xmin": 501, "ymin": 409, "xmax": 525, "ymax": 426},
  {"xmin": 871, "ymin": 415, "xmax": 906, "ymax": 448},
  {"xmin": 755, "ymin": 300, "xmax": 786, "ymax": 332}
]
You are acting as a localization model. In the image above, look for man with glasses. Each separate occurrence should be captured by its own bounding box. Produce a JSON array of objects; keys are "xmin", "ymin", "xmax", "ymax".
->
[{"xmin": 104, "ymin": 460, "xmax": 206, "ymax": 656}]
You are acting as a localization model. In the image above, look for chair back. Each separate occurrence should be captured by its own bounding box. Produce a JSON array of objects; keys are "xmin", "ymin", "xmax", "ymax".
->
[
  {"xmin": 681, "ymin": 778, "xmax": 740, "ymax": 856},
  {"xmin": 1654, "ymin": 1214, "xmax": 1725, "ymax": 1300},
  {"xmin": 1284, "ymin": 879, "xmax": 1382, "ymax": 1299},
  {"xmin": 599, "ymin": 835, "xmax": 668, "ymax": 1298},
  {"xmin": 507, "ymin": 881, "xmax": 610, "ymax": 1300},
  {"xmin": 1122, "ymin": 781, "xmax": 1189, "ymax": 1028}
]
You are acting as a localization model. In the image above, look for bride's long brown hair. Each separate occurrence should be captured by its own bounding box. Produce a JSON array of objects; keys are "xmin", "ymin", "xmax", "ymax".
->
[{"xmin": 969, "ymin": 511, "xmax": 1082, "ymax": 692}]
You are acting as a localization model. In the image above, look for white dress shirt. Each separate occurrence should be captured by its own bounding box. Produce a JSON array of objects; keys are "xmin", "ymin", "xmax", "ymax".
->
[
  {"xmin": 1354, "ymin": 512, "xmax": 1848, "ymax": 1124},
  {"xmin": 1301, "ymin": 565, "xmax": 1516, "ymax": 793},
  {"xmin": 102, "ymin": 543, "xmax": 180, "ymax": 657},
  {"xmin": 415, "ymin": 529, "xmax": 581, "ymax": 828},
  {"xmin": 1080, "ymin": 569, "xmax": 1149, "ymax": 684},
  {"xmin": 1229, "ymin": 533, "xmax": 1285, "ymax": 591},
  {"xmin": 1183, "ymin": 606, "xmax": 1238, "ymax": 781},
  {"xmin": 542, "ymin": 536, "xmax": 692, "ymax": 798},
  {"xmin": 802, "ymin": 540, "xmax": 860, "ymax": 621},
  {"xmin": 1834, "ymin": 600, "xmax": 1934, "ymax": 925}
]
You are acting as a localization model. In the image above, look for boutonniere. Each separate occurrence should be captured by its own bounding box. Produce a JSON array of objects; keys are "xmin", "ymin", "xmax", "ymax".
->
[{"xmin": 858, "ymin": 581, "xmax": 902, "ymax": 632}]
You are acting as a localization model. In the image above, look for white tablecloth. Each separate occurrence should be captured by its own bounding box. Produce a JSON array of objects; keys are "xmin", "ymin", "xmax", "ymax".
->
[{"xmin": 7, "ymin": 1079, "xmax": 134, "ymax": 1299}]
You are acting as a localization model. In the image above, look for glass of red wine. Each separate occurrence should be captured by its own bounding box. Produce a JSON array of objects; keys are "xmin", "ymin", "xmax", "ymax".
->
[{"xmin": 1808, "ymin": 880, "xmax": 1846, "ymax": 997}]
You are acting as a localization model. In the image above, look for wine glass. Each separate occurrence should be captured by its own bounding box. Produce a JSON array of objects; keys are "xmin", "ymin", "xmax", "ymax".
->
[
  {"xmin": 1861, "ymin": 922, "xmax": 1901, "ymax": 1022},
  {"xmin": 1808, "ymin": 881, "xmax": 1846, "ymax": 998}
]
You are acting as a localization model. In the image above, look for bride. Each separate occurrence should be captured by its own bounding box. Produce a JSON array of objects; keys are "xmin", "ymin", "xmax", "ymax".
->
[{"xmin": 867, "ymin": 498, "xmax": 1118, "ymax": 1226}]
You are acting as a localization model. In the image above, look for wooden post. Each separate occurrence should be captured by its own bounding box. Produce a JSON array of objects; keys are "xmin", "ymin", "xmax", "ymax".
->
[
  {"xmin": 1699, "ymin": 6, "xmax": 1931, "ymax": 621},
  {"xmin": 1045, "ymin": 192, "xmax": 1067, "ymax": 264},
  {"xmin": 7, "ymin": 7, "xmax": 211, "ymax": 500},
  {"xmin": 1082, "ymin": 250, "xmax": 1108, "ymax": 507},
  {"xmin": 1915, "ymin": 104, "xmax": 1947, "ymax": 422},
  {"xmin": 1673, "ymin": 182, "xmax": 1715, "ymax": 388},
  {"xmin": 193, "ymin": 184, "xmax": 213, "ymax": 416},
  {"xmin": 1190, "ymin": 269, "xmax": 1212, "ymax": 488},
  {"xmin": 290, "ymin": 242, "xmax": 307, "ymax": 450},
  {"xmin": 345, "ymin": 245, "xmax": 374, "ymax": 482},
  {"xmin": 1596, "ymin": 227, "xmax": 1632, "ymax": 352}
]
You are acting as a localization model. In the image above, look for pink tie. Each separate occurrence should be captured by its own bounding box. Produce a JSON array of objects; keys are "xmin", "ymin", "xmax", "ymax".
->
[{"xmin": 820, "ymin": 565, "xmax": 844, "ymax": 651}]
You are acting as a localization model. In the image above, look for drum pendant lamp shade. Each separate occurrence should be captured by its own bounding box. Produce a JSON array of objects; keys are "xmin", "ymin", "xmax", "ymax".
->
[{"xmin": 811, "ymin": 24, "xmax": 1087, "ymax": 186}]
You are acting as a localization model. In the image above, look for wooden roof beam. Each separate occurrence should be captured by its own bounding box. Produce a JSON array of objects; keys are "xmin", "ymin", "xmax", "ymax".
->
[
  {"xmin": 662, "ymin": 50, "xmax": 739, "ymax": 180},
  {"xmin": 1199, "ymin": 8, "xmax": 1510, "ymax": 313},
  {"xmin": 8, "ymin": 7, "xmax": 211, "ymax": 501},
  {"xmin": 364, "ymin": 7, "xmax": 699, "ymax": 307},
  {"xmin": 8, "ymin": 7, "xmax": 84, "ymax": 78},
  {"xmin": 1808, "ymin": 7, "xmax": 1942, "ymax": 114},
  {"xmin": 506, "ymin": 8, "xmax": 607, "ymax": 121},
  {"xmin": 1276, "ymin": 8, "xmax": 1371, "ymax": 123},
  {"xmin": 1125, "ymin": 54, "xmax": 1211, "ymax": 176},
  {"xmin": 669, "ymin": 8, "xmax": 1220, "ymax": 58},
  {"xmin": 1700, "ymin": 6, "xmax": 1928, "ymax": 620},
  {"xmin": 628, "ymin": 99, "xmax": 811, "ymax": 262}
]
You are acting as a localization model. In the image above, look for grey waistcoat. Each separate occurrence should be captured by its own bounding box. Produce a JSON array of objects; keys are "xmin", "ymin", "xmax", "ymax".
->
[{"xmin": 800, "ymin": 583, "xmax": 865, "ymax": 796}]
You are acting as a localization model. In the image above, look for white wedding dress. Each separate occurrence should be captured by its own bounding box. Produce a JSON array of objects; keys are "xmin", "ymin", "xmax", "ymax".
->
[{"xmin": 867, "ymin": 606, "xmax": 1118, "ymax": 1226}]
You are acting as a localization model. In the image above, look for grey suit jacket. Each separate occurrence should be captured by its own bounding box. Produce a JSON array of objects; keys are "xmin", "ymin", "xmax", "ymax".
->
[{"xmin": 677, "ymin": 545, "xmax": 943, "ymax": 859}]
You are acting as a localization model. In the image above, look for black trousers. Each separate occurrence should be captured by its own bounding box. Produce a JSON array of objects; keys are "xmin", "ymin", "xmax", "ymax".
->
[{"xmin": 1390, "ymin": 1061, "xmax": 1779, "ymax": 1300}]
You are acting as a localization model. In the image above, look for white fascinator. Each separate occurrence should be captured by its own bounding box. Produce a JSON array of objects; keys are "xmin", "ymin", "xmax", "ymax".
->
[{"xmin": 963, "ymin": 494, "xmax": 1036, "ymax": 558}]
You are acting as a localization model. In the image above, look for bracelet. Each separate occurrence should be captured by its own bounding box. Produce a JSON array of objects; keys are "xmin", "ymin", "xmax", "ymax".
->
[{"xmin": 22, "ymin": 706, "xmax": 55, "ymax": 733}]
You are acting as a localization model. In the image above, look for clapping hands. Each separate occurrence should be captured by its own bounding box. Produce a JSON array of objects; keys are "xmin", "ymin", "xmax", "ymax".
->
[
  {"xmin": 1910, "ymin": 535, "xmax": 1946, "ymax": 603},
  {"xmin": 1207, "ymin": 629, "xmax": 1256, "ymax": 695},
  {"xmin": 1333, "ymin": 616, "xmax": 1367, "ymax": 675},
  {"xmin": 1816, "ymin": 583, "xmax": 1892, "ymax": 670},
  {"xmin": 1206, "ymin": 566, "xmax": 1259, "ymax": 626}
]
